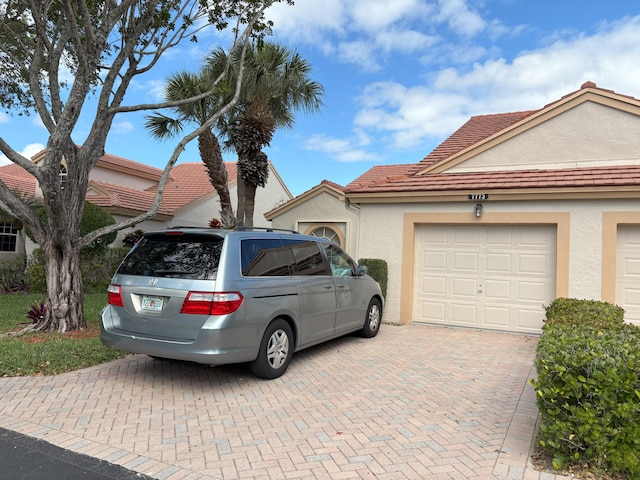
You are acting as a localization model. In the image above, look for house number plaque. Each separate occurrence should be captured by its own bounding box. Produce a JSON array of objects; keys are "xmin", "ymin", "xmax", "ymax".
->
[{"xmin": 468, "ymin": 194, "xmax": 489, "ymax": 200}]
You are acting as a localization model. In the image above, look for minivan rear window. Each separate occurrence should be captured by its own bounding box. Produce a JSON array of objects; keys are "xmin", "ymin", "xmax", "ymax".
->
[{"xmin": 117, "ymin": 234, "xmax": 223, "ymax": 279}]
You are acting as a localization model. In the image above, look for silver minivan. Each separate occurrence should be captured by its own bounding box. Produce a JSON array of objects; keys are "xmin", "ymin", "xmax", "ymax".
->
[{"xmin": 100, "ymin": 227, "xmax": 383, "ymax": 379}]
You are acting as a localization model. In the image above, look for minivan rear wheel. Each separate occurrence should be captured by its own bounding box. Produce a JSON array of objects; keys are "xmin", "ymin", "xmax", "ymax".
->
[
  {"xmin": 249, "ymin": 319, "xmax": 293, "ymax": 379},
  {"xmin": 360, "ymin": 298, "xmax": 381, "ymax": 338}
]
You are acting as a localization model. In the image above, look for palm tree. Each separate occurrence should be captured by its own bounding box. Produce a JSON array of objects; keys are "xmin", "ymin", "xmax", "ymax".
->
[
  {"xmin": 207, "ymin": 42, "xmax": 324, "ymax": 227},
  {"xmin": 144, "ymin": 69, "xmax": 236, "ymax": 227}
]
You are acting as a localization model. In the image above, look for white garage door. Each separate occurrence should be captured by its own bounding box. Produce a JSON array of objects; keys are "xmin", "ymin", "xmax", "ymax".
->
[
  {"xmin": 414, "ymin": 225, "xmax": 556, "ymax": 334},
  {"xmin": 616, "ymin": 226, "xmax": 640, "ymax": 326}
]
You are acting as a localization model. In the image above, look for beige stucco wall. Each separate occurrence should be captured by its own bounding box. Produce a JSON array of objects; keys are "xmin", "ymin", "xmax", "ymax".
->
[
  {"xmin": 269, "ymin": 191, "xmax": 361, "ymax": 258},
  {"xmin": 356, "ymin": 199, "xmax": 640, "ymax": 325},
  {"xmin": 449, "ymin": 103, "xmax": 640, "ymax": 173},
  {"xmin": 89, "ymin": 165, "xmax": 158, "ymax": 190}
]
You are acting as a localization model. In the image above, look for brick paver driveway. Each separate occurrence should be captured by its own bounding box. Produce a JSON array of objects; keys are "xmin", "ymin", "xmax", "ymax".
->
[{"xmin": 0, "ymin": 324, "xmax": 569, "ymax": 479}]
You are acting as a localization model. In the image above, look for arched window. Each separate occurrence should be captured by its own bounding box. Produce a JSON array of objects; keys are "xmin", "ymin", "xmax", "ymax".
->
[
  {"xmin": 310, "ymin": 226, "xmax": 340, "ymax": 246},
  {"xmin": 59, "ymin": 164, "xmax": 67, "ymax": 190}
]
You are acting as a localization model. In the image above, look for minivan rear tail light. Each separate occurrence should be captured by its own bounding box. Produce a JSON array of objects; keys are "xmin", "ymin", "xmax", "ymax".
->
[
  {"xmin": 107, "ymin": 284, "xmax": 124, "ymax": 307},
  {"xmin": 180, "ymin": 292, "xmax": 244, "ymax": 315}
]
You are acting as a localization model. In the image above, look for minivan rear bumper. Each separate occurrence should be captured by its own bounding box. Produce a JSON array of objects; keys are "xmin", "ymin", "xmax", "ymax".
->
[{"xmin": 99, "ymin": 306, "xmax": 259, "ymax": 365}]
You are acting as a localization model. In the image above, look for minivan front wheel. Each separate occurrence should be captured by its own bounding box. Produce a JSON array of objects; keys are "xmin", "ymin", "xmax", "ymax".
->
[
  {"xmin": 360, "ymin": 298, "xmax": 381, "ymax": 338},
  {"xmin": 249, "ymin": 319, "xmax": 294, "ymax": 379}
]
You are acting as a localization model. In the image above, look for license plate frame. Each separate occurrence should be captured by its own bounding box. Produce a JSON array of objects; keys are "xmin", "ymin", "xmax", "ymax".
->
[{"xmin": 141, "ymin": 295, "xmax": 164, "ymax": 311}]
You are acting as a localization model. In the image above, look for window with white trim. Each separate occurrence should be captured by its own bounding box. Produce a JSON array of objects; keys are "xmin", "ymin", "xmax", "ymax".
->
[
  {"xmin": 310, "ymin": 226, "xmax": 340, "ymax": 246},
  {"xmin": 59, "ymin": 164, "xmax": 68, "ymax": 190},
  {"xmin": 0, "ymin": 222, "xmax": 18, "ymax": 252}
]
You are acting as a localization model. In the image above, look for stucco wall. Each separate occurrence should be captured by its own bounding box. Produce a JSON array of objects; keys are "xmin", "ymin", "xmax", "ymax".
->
[
  {"xmin": 270, "ymin": 191, "xmax": 361, "ymax": 258},
  {"xmin": 450, "ymin": 103, "xmax": 640, "ymax": 173}
]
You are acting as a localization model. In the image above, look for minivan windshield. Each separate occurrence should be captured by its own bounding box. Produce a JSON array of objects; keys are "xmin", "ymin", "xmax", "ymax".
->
[{"xmin": 117, "ymin": 233, "xmax": 224, "ymax": 279}]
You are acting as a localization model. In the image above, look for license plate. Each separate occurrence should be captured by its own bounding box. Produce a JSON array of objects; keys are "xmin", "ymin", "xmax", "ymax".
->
[{"xmin": 142, "ymin": 295, "xmax": 164, "ymax": 311}]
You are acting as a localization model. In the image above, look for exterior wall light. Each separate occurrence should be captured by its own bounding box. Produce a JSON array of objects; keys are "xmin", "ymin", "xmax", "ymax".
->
[{"xmin": 475, "ymin": 203, "xmax": 483, "ymax": 218}]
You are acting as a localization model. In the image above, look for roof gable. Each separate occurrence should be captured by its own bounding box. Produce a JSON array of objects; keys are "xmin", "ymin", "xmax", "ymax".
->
[
  {"xmin": 419, "ymin": 82, "xmax": 640, "ymax": 175},
  {"xmin": 264, "ymin": 179, "xmax": 345, "ymax": 220}
]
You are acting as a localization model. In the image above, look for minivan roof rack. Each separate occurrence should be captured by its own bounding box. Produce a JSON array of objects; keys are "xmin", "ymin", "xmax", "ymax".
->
[{"xmin": 235, "ymin": 226, "xmax": 300, "ymax": 234}]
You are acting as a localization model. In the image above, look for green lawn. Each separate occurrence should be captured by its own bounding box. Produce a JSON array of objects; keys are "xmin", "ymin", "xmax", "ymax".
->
[{"xmin": 0, "ymin": 293, "xmax": 129, "ymax": 377}]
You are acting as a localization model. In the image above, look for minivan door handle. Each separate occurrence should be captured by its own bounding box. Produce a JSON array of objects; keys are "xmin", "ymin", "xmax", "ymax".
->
[{"xmin": 323, "ymin": 283, "xmax": 333, "ymax": 289}]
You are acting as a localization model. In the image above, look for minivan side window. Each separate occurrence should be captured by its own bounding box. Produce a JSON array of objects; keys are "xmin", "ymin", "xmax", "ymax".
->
[
  {"xmin": 321, "ymin": 243, "xmax": 357, "ymax": 276},
  {"xmin": 286, "ymin": 239, "xmax": 329, "ymax": 275},
  {"xmin": 241, "ymin": 238, "xmax": 294, "ymax": 276}
]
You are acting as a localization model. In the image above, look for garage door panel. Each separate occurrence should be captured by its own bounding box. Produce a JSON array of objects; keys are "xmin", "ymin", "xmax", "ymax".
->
[
  {"xmin": 424, "ymin": 251, "xmax": 447, "ymax": 269},
  {"xmin": 517, "ymin": 281, "xmax": 549, "ymax": 302},
  {"xmin": 514, "ymin": 308, "xmax": 547, "ymax": 333},
  {"xmin": 452, "ymin": 277, "xmax": 477, "ymax": 296},
  {"xmin": 483, "ymin": 306, "xmax": 510, "ymax": 328},
  {"xmin": 484, "ymin": 279, "xmax": 511, "ymax": 300},
  {"xmin": 420, "ymin": 301, "xmax": 446, "ymax": 323},
  {"xmin": 519, "ymin": 254, "xmax": 553, "ymax": 275},
  {"xmin": 453, "ymin": 252, "xmax": 479, "ymax": 271},
  {"xmin": 414, "ymin": 225, "xmax": 556, "ymax": 333},
  {"xmin": 616, "ymin": 226, "xmax": 640, "ymax": 326},
  {"xmin": 451, "ymin": 303, "xmax": 477, "ymax": 325},
  {"xmin": 423, "ymin": 276, "xmax": 447, "ymax": 295},
  {"xmin": 485, "ymin": 253, "xmax": 511, "ymax": 273},
  {"xmin": 453, "ymin": 227, "xmax": 479, "ymax": 245}
]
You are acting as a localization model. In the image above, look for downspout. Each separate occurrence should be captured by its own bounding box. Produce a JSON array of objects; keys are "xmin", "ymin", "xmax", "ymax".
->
[{"xmin": 344, "ymin": 197, "xmax": 361, "ymax": 260}]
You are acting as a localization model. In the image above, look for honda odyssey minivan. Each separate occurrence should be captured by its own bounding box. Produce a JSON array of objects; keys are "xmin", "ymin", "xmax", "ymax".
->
[{"xmin": 100, "ymin": 227, "xmax": 383, "ymax": 379}]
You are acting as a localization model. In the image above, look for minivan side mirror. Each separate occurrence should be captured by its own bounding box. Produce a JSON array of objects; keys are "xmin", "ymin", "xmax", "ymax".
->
[{"xmin": 357, "ymin": 265, "xmax": 368, "ymax": 276}]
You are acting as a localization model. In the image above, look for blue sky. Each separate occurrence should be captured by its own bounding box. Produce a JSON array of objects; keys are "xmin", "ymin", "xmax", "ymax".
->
[{"xmin": 2, "ymin": 0, "xmax": 640, "ymax": 197}]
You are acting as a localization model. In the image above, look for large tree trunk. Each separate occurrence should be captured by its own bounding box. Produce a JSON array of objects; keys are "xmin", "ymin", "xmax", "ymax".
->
[
  {"xmin": 40, "ymin": 237, "xmax": 85, "ymax": 332},
  {"xmin": 199, "ymin": 130, "xmax": 235, "ymax": 228}
]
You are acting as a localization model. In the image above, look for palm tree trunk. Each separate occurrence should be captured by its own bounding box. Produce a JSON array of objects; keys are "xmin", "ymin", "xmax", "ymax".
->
[{"xmin": 198, "ymin": 130, "xmax": 235, "ymax": 227}]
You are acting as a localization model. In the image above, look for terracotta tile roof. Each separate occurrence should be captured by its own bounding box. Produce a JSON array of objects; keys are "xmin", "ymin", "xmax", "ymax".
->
[
  {"xmin": 346, "ymin": 164, "xmax": 414, "ymax": 190},
  {"xmin": 345, "ymin": 165, "xmax": 640, "ymax": 194},
  {"xmin": 414, "ymin": 111, "xmax": 537, "ymax": 171},
  {"xmin": 87, "ymin": 181, "xmax": 173, "ymax": 216},
  {"xmin": 0, "ymin": 164, "xmax": 36, "ymax": 198},
  {"xmin": 0, "ymin": 156, "xmax": 238, "ymax": 217},
  {"xmin": 147, "ymin": 162, "xmax": 237, "ymax": 213}
]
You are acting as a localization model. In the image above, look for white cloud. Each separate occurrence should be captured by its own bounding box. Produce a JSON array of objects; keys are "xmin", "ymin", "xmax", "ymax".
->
[
  {"xmin": 0, "ymin": 143, "xmax": 45, "ymax": 166},
  {"xmin": 304, "ymin": 133, "xmax": 379, "ymax": 163},
  {"xmin": 111, "ymin": 120, "xmax": 135, "ymax": 135},
  {"xmin": 0, "ymin": 112, "xmax": 8, "ymax": 123},
  {"xmin": 348, "ymin": 14, "xmax": 640, "ymax": 152}
]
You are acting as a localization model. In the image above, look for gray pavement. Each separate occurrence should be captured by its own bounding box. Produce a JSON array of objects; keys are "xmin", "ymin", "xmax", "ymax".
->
[{"xmin": 0, "ymin": 324, "xmax": 571, "ymax": 479}]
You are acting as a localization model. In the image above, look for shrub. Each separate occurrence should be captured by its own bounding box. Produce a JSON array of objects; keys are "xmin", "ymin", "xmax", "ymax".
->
[
  {"xmin": 26, "ymin": 300, "xmax": 46, "ymax": 323},
  {"xmin": 544, "ymin": 297, "xmax": 625, "ymax": 330},
  {"xmin": 27, "ymin": 247, "xmax": 130, "ymax": 294},
  {"xmin": 0, "ymin": 255, "xmax": 28, "ymax": 293},
  {"xmin": 81, "ymin": 247, "xmax": 130, "ymax": 292},
  {"xmin": 531, "ymin": 299, "xmax": 640, "ymax": 478},
  {"xmin": 358, "ymin": 258, "xmax": 387, "ymax": 299}
]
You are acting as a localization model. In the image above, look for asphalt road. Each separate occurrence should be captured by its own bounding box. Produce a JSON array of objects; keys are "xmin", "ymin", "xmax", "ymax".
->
[{"xmin": 0, "ymin": 427, "xmax": 155, "ymax": 480}]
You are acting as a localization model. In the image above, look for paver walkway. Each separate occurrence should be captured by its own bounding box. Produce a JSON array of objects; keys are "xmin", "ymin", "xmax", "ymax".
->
[{"xmin": 0, "ymin": 324, "xmax": 570, "ymax": 479}]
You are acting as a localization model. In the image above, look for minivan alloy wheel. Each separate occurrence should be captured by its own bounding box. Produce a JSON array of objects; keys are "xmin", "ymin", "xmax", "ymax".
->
[
  {"xmin": 249, "ymin": 319, "xmax": 294, "ymax": 379},
  {"xmin": 360, "ymin": 298, "xmax": 382, "ymax": 338},
  {"xmin": 267, "ymin": 329, "xmax": 290, "ymax": 369}
]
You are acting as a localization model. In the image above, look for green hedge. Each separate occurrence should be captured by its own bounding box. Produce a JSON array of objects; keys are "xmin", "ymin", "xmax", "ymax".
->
[
  {"xmin": 358, "ymin": 258, "xmax": 387, "ymax": 299},
  {"xmin": 531, "ymin": 298, "xmax": 640, "ymax": 477}
]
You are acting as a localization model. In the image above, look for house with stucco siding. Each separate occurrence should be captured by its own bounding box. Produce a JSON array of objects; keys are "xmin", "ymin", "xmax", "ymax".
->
[
  {"xmin": 266, "ymin": 82, "xmax": 640, "ymax": 332},
  {"xmin": 0, "ymin": 150, "xmax": 292, "ymax": 259}
]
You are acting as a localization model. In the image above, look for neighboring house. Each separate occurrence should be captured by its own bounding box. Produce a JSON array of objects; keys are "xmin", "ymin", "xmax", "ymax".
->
[
  {"xmin": 0, "ymin": 150, "xmax": 292, "ymax": 260},
  {"xmin": 267, "ymin": 82, "xmax": 640, "ymax": 332}
]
